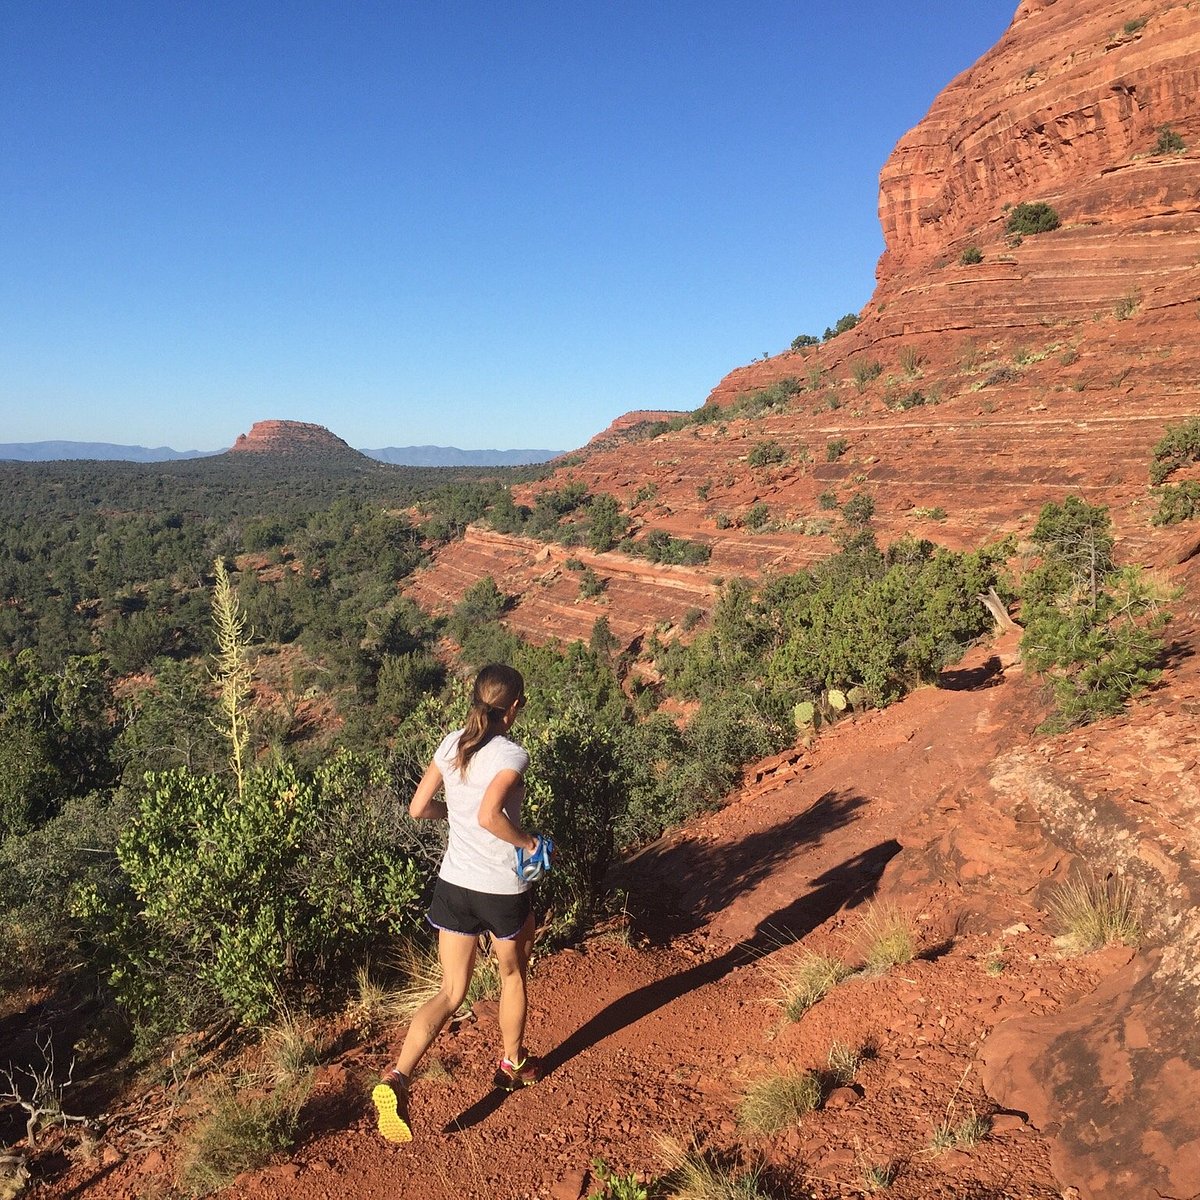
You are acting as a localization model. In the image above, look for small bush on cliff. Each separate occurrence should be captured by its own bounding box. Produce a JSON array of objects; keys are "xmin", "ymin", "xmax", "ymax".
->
[
  {"xmin": 960, "ymin": 245, "xmax": 983, "ymax": 265},
  {"xmin": 623, "ymin": 530, "xmax": 711, "ymax": 566},
  {"xmin": 1152, "ymin": 482, "xmax": 1200, "ymax": 526},
  {"xmin": 851, "ymin": 359, "xmax": 883, "ymax": 390},
  {"xmin": 744, "ymin": 502, "xmax": 770, "ymax": 530},
  {"xmin": 823, "ymin": 312, "xmax": 859, "ymax": 341},
  {"xmin": 747, "ymin": 440, "xmax": 788, "ymax": 468},
  {"xmin": 1154, "ymin": 125, "xmax": 1185, "ymax": 154},
  {"xmin": 791, "ymin": 333, "xmax": 820, "ymax": 351},
  {"xmin": 1004, "ymin": 202, "xmax": 1060, "ymax": 236},
  {"xmin": 1149, "ymin": 417, "xmax": 1200, "ymax": 485}
]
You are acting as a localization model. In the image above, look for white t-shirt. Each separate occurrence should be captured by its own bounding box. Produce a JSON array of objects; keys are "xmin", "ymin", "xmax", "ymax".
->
[{"xmin": 433, "ymin": 729, "xmax": 531, "ymax": 896}]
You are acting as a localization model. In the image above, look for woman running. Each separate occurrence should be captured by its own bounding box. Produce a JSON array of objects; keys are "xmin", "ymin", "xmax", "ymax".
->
[{"xmin": 372, "ymin": 663, "xmax": 548, "ymax": 1143}]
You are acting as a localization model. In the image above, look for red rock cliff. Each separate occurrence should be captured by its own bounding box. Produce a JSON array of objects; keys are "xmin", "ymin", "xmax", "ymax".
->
[{"xmin": 227, "ymin": 420, "xmax": 361, "ymax": 457}]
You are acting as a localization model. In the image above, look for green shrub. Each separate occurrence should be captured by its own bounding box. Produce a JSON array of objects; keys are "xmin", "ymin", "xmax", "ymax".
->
[
  {"xmin": 826, "ymin": 439, "xmax": 849, "ymax": 462},
  {"xmin": 449, "ymin": 576, "xmax": 509, "ymax": 642},
  {"xmin": 767, "ymin": 951, "xmax": 849, "ymax": 1019},
  {"xmin": 888, "ymin": 389, "xmax": 927, "ymax": 410},
  {"xmin": 739, "ymin": 1071, "xmax": 822, "ymax": 1132},
  {"xmin": 587, "ymin": 494, "xmax": 628, "ymax": 553},
  {"xmin": 960, "ymin": 245, "xmax": 983, "ymax": 265},
  {"xmin": 842, "ymin": 492, "xmax": 875, "ymax": 528},
  {"xmin": 1021, "ymin": 497, "xmax": 1168, "ymax": 730},
  {"xmin": 1005, "ymin": 202, "xmax": 1060, "ymax": 236},
  {"xmin": 1123, "ymin": 16, "xmax": 1147, "ymax": 33},
  {"xmin": 0, "ymin": 652, "xmax": 117, "ymax": 842},
  {"xmin": 180, "ymin": 1083, "xmax": 307, "ymax": 1196},
  {"xmin": 1149, "ymin": 417, "xmax": 1200, "ymax": 484},
  {"xmin": 524, "ymin": 706, "xmax": 631, "ymax": 935},
  {"xmin": 823, "ymin": 313, "xmax": 859, "ymax": 340},
  {"xmin": 747, "ymin": 440, "xmax": 788, "ymax": 468},
  {"xmin": 0, "ymin": 790, "xmax": 134, "ymax": 983},
  {"xmin": 1048, "ymin": 874, "xmax": 1141, "ymax": 953},
  {"xmin": 1155, "ymin": 125, "xmax": 1185, "ymax": 154},
  {"xmin": 851, "ymin": 359, "xmax": 884, "ymax": 390},
  {"xmin": 624, "ymin": 530, "xmax": 711, "ymax": 566},
  {"xmin": 855, "ymin": 901, "xmax": 916, "ymax": 971},
  {"xmin": 1152, "ymin": 482, "xmax": 1200, "ymax": 526},
  {"xmin": 744, "ymin": 503, "xmax": 770, "ymax": 531},
  {"xmin": 77, "ymin": 751, "xmax": 432, "ymax": 1027},
  {"xmin": 734, "ymin": 377, "xmax": 804, "ymax": 417},
  {"xmin": 579, "ymin": 567, "xmax": 606, "ymax": 598},
  {"xmin": 791, "ymin": 333, "xmax": 819, "ymax": 351},
  {"xmin": 767, "ymin": 536, "xmax": 1007, "ymax": 707}
]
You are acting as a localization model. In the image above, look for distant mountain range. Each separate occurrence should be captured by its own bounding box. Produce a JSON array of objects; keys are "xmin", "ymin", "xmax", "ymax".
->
[
  {"xmin": 0, "ymin": 440, "xmax": 214, "ymax": 462},
  {"xmin": 360, "ymin": 445, "xmax": 562, "ymax": 467},
  {"xmin": 0, "ymin": 440, "xmax": 563, "ymax": 466}
]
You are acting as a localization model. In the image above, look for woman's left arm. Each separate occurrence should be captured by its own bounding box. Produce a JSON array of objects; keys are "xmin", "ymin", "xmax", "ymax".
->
[{"xmin": 410, "ymin": 760, "xmax": 447, "ymax": 820}]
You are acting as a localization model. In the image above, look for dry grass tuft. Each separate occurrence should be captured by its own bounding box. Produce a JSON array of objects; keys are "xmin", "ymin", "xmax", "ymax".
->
[
  {"xmin": 656, "ymin": 1136, "xmax": 769, "ymax": 1200},
  {"xmin": 825, "ymin": 1040, "xmax": 861, "ymax": 1086},
  {"xmin": 349, "ymin": 964, "xmax": 413, "ymax": 1031},
  {"xmin": 859, "ymin": 1158, "xmax": 897, "ymax": 1191},
  {"xmin": 765, "ymin": 950, "xmax": 849, "ymax": 1020},
  {"xmin": 179, "ymin": 1082, "xmax": 307, "ymax": 1196},
  {"xmin": 1048, "ymin": 874, "xmax": 1142, "ymax": 954},
  {"xmin": 262, "ymin": 1012, "xmax": 323, "ymax": 1087},
  {"xmin": 738, "ymin": 1070, "xmax": 822, "ymax": 1133},
  {"xmin": 854, "ymin": 901, "xmax": 916, "ymax": 972}
]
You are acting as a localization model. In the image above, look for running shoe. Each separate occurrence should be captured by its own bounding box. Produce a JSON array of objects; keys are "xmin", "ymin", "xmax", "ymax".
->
[
  {"xmin": 371, "ymin": 1072, "xmax": 412, "ymax": 1143},
  {"xmin": 494, "ymin": 1055, "xmax": 540, "ymax": 1091}
]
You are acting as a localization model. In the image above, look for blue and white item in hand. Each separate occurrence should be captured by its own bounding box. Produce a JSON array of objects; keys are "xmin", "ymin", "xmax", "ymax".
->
[{"xmin": 515, "ymin": 834, "xmax": 553, "ymax": 882}]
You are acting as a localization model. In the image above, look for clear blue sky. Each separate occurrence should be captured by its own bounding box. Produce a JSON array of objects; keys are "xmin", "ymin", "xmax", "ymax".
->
[{"xmin": 2, "ymin": 2, "xmax": 1017, "ymax": 453}]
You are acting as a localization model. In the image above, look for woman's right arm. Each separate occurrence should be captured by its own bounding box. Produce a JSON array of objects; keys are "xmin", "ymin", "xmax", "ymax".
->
[{"xmin": 410, "ymin": 760, "xmax": 447, "ymax": 820}]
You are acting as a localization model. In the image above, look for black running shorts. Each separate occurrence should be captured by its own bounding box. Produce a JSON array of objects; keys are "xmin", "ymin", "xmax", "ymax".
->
[{"xmin": 426, "ymin": 878, "xmax": 531, "ymax": 940}]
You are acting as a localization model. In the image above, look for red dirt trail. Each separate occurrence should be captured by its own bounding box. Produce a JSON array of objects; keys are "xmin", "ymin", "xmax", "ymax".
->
[{"xmin": 36, "ymin": 636, "xmax": 1113, "ymax": 1199}]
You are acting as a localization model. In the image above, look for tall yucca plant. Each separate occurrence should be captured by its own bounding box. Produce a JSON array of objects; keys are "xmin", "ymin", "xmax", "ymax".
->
[{"xmin": 211, "ymin": 557, "xmax": 253, "ymax": 796}]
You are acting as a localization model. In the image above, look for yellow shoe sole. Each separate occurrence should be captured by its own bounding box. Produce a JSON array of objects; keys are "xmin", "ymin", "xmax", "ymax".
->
[{"xmin": 371, "ymin": 1083, "xmax": 413, "ymax": 1144}]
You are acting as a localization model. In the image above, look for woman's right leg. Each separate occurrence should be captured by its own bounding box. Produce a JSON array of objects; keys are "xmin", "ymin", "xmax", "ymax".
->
[
  {"xmin": 394, "ymin": 929, "xmax": 479, "ymax": 1078},
  {"xmin": 493, "ymin": 911, "xmax": 535, "ymax": 1067}
]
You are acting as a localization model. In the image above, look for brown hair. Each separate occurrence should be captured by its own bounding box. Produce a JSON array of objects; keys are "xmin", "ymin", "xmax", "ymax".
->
[{"xmin": 455, "ymin": 663, "xmax": 525, "ymax": 775}]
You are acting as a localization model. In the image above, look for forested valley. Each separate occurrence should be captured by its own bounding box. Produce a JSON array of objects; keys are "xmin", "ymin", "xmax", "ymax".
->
[{"xmin": 1, "ymin": 448, "xmax": 1137, "ymax": 1060}]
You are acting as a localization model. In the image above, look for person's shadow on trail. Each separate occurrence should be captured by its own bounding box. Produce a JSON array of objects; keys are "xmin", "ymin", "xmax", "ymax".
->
[{"xmin": 444, "ymin": 788, "xmax": 897, "ymax": 1134}]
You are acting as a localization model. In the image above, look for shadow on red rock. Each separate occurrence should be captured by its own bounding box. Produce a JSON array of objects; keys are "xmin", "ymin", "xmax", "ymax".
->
[{"xmin": 622, "ymin": 789, "xmax": 870, "ymax": 943}]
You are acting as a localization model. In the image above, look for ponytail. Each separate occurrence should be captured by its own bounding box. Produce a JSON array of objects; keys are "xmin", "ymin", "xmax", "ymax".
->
[{"xmin": 455, "ymin": 663, "xmax": 525, "ymax": 774}]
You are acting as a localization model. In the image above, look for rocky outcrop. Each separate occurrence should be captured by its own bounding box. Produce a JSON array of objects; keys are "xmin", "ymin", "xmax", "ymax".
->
[
  {"xmin": 227, "ymin": 420, "xmax": 365, "ymax": 459},
  {"xmin": 585, "ymin": 410, "xmax": 689, "ymax": 450},
  {"xmin": 405, "ymin": 526, "xmax": 715, "ymax": 649}
]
